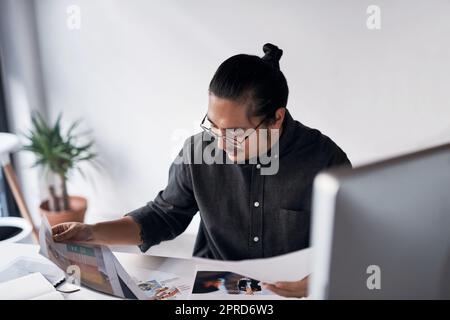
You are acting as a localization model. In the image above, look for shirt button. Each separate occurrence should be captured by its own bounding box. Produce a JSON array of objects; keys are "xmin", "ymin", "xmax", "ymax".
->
[
  {"xmin": 254, "ymin": 201, "xmax": 260, "ymax": 207},
  {"xmin": 253, "ymin": 236, "xmax": 259, "ymax": 242},
  {"xmin": 256, "ymin": 164, "xmax": 261, "ymax": 169}
]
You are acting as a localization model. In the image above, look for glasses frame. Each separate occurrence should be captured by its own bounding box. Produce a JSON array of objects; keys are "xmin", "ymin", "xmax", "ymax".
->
[{"xmin": 200, "ymin": 113, "xmax": 268, "ymax": 147}]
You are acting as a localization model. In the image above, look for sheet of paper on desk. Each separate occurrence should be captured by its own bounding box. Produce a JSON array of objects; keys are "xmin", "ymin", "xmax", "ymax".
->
[
  {"xmin": 39, "ymin": 216, "xmax": 147, "ymax": 300},
  {"xmin": 190, "ymin": 267, "xmax": 286, "ymax": 300},
  {"xmin": 193, "ymin": 247, "xmax": 312, "ymax": 284},
  {"xmin": 0, "ymin": 256, "xmax": 65, "ymax": 286},
  {"xmin": 0, "ymin": 272, "xmax": 64, "ymax": 300}
]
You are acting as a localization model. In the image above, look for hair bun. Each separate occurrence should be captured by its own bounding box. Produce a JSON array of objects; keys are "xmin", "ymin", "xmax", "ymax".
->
[{"xmin": 261, "ymin": 43, "xmax": 283, "ymax": 70}]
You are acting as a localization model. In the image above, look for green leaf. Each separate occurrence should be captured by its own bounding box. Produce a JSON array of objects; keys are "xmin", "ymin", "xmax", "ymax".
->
[{"xmin": 21, "ymin": 112, "xmax": 97, "ymax": 183}]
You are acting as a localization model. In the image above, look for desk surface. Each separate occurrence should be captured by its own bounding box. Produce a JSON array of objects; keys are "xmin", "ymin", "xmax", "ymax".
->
[{"xmin": 0, "ymin": 243, "xmax": 197, "ymax": 300}]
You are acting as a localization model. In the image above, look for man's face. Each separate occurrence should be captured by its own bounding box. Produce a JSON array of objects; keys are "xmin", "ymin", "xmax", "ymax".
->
[{"xmin": 207, "ymin": 93, "xmax": 284, "ymax": 162}]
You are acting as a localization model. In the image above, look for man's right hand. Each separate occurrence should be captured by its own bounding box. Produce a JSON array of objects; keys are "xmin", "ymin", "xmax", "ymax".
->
[
  {"xmin": 52, "ymin": 222, "xmax": 95, "ymax": 243},
  {"xmin": 50, "ymin": 217, "xmax": 142, "ymax": 246}
]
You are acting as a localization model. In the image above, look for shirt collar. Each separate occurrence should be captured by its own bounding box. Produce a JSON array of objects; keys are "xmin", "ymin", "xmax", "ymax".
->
[{"xmin": 277, "ymin": 108, "xmax": 298, "ymax": 157}]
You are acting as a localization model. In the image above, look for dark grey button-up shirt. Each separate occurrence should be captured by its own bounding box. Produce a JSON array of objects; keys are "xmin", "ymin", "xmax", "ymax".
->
[{"xmin": 127, "ymin": 110, "xmax": 351, "ymax": 260}]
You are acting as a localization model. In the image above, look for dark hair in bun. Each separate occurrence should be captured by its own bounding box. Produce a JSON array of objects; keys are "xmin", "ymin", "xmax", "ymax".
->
[
  {"xmin": 261, "ymin": 43, "xmax": 283, "ymax": 70},
  {"xmin": 209, "ymin": 43, "xmax": 289, "ymax": 123}
]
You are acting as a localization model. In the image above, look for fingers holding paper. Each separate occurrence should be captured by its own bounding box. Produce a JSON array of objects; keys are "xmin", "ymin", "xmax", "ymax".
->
[{"xmin": 52, "ymin": 222, "xmax": 94, "ymax": 243}]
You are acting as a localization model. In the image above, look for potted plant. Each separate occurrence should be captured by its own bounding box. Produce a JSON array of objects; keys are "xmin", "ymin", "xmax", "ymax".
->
[{"xmin": 22, "ymin": 112, "xmax": 97, "ymax": 226}]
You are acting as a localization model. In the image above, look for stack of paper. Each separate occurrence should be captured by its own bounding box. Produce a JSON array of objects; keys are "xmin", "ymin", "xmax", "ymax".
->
[{"xmin": 0, "ymin": 273, "xmax": 64, "ymax": 300}]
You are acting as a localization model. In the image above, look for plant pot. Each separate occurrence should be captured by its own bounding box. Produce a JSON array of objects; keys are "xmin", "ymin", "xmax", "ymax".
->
[{"xmin": 39, "ymin": 196, "xmax": 87, "ymax": 226}]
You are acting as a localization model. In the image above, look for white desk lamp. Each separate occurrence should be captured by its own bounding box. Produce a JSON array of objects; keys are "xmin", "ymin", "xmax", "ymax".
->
[{"xmin": 0, "ymin": 132, "xmax": 38, "ymax": 242}]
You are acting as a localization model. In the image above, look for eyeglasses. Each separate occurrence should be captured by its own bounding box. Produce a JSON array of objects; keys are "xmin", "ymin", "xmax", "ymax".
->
[{"xmin": 200, "ymin": 114, "xmax": 267, "ymax": 147}]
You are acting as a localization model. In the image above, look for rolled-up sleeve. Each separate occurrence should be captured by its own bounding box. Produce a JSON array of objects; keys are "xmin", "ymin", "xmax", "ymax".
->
[{"xmin": 125, "ymin": 156, "xmax": 198, "ymax": 253}]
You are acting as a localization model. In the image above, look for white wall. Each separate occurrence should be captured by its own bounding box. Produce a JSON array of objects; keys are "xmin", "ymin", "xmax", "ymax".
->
[{"xmin": 27, "ymin": 0, "xmax": 450, "ymax": 234}]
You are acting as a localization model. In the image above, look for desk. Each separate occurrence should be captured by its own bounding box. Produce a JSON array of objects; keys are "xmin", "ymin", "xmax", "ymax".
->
[{"xmin": 0, "ymin": 243, "xmax": 197, "ymax": 300}]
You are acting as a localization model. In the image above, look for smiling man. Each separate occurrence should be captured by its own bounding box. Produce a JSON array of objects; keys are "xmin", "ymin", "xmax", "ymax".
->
[{"xmin": 51, "ymin": 43, "xmax": 351, "ymax": 298}]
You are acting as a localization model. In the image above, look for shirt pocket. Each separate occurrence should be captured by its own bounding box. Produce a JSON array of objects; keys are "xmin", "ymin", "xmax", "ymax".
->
[{"xmin": 277, "ymin": 208, "xmax": 311, "ymax": 253}]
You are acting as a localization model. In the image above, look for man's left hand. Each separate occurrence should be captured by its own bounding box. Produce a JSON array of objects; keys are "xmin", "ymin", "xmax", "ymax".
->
[{"xmin": 262, "ymin": 275, "xmax": 309, "ymax": 298}]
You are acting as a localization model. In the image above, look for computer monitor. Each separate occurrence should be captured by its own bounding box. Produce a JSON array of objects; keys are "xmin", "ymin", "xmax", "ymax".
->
[{"xmin": 309, "ymin": 143, "xmax": 450, "ymax": 299}]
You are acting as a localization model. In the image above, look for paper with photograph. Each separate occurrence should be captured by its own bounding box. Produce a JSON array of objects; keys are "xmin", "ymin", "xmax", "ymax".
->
[
  {"xmin": 128, "ymin": 266, "xmax": 192, "ymax": 300},
  {"xmin": 39, "ymin": 216, "xmax": 146, "ymax": 299},
  {"xmin": 193, "ymin": 247, "xmax": 312, "ymax": 284},
  {"xmin": 190, "ymin": 268, "xmax": 284, "ymax": 300}
]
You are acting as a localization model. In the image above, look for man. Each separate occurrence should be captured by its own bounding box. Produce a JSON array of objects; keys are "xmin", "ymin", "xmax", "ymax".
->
[{"xmin": 52, "ymin": 43, "xmax": 351, "ymax": 298}]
